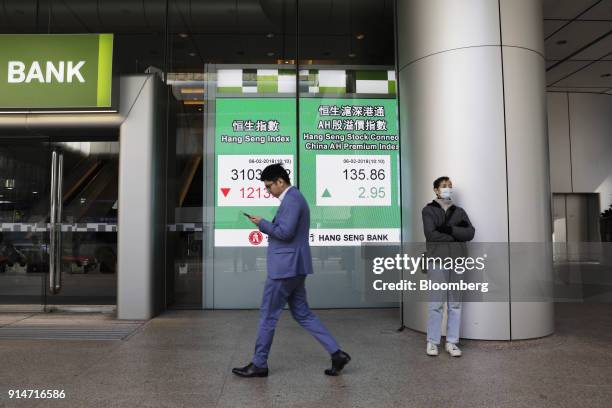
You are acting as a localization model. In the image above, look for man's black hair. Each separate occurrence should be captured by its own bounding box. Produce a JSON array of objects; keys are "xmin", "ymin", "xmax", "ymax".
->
[
  {"xmin": 433, "ymin": 176, "xmax": 450, "ymax": 189},
  {"xmin": 260, "ymin": 163, "xmax": 291, "ymax": 184}
]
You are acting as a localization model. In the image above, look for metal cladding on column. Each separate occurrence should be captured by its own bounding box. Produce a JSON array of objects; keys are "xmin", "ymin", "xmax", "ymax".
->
[
  {"xmin": 118, "ymin": 75, "xmax": 166, "ymax": 320},
  {"xmin": 398, "ymin": 0, "xmax": 553, "ymax": 340}
]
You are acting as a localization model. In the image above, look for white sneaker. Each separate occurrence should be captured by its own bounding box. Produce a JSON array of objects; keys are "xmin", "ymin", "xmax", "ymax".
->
[
  {"xmin": 426, "ymin": 342, "xmax": 439, "ymax": 356},
  {"xmin": 445, "ymin": 342, "xmax": 462, "ymax": 357}
]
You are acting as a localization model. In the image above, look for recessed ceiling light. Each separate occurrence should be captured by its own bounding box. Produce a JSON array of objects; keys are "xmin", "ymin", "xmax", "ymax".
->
[
  {"xmin": 355, "ymin": 33, "xmax": 365, "ymax": 40},
  {"xmin": 267, "ymin": 52, "xmax": 275, "ymax": 57},
  {"xmin": 348, "ymin": 53, "xmax": 357, "ymax": 58},
  {"xmin": 188, "ymin": 52, "xmax": 197, "ymax": 57},
  {"xmin": 266, "ymin": 33, "xmax": 274, "ymax": 39},
  {"xmin": 178, "ymin": 33, "xmax": 189, "ymax": 39},
  {"xmin": 556, "ymin": 40, "xmax": 567, "ymax": 45}
]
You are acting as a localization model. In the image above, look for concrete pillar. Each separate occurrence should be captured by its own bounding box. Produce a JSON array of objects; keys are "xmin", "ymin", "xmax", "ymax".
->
[{"xmin": 397, "ymin": 0, "xmax": 553, "ymax": 339}]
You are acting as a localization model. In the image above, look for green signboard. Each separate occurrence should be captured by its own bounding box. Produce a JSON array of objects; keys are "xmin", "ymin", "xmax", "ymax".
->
[
  {"xmin": 299, "ymin": 98, "xmax": 400, "ymax": 245},
  {"xmin": 0, "ymin": 34, "xmax": 113, "ymax": 109},
  {"xmin": 214, "ymin": 98, "xmax": 297, "ymax": 246},
  {"xmin": 213, "ymin": 97, "xmax": 400, "ymax": 247}
]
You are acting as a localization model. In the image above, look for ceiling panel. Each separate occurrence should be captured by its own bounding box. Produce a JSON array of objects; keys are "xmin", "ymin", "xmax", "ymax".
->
[
  {"xmin": 544, "ymin": 20, "xmax": 612, "ymax": 60},
  {"xmin": 543, "ymin": 0, "xmax": 601, "ymax": 19},
  {"xmin": 544, "ymin": 20, "xmax": 568, "ymax": 38},
  {"xmin": 548, "ymin": 86, "xmax": 610, "ymax": 93},
  {"xmin": 546, "ymin": 60, "xmax": 593, "ymax": 84},
  {"xmin": 0, "ymin": 0, "xmax": 41, "ymax": 32},
  {"xmin": 570, "ymin": 34, "xmax": 612, "ymax": 60},
  {"xmin": 544, "ymin": 1, "xmax": 612, "ymax": 90},
  {"xmin": 552, "ymin": 60, "xmax": 612, "ymax": 87},
  {"xmin": 579, "ymin": 0, "xmax": 612, "ymax": 20}
]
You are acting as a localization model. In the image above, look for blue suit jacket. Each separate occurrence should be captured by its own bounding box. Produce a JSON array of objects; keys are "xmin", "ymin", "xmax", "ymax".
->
[{"xmin": 258, "ymin": 187, "xmax": 314, "ymax": 279}]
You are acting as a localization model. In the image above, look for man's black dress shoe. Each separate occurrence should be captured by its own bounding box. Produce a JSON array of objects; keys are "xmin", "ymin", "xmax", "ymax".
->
[
  {"xmin": 324, "ymin": 350, "xmax": 351, "ymax": 376},
  {"xmin": 232, "ymin": 363, "xmax": 269, "ymax": 378}
]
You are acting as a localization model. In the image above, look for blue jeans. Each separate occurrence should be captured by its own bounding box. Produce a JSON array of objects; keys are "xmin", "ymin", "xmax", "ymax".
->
[
  {"xmin": 252, "ymin": 275, "xmax": 340, "ymax": 368},
  {"xmin": 426, "ymin": 268, "xmax": 462, "ymax": 345}
]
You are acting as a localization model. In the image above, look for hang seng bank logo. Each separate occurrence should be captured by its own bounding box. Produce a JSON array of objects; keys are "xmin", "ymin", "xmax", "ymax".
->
[
  {"xmin": 7, "ymin": 61, "xmax": 86, "ymax": 83},
  {"xmin": 249, "ymin": 231, "xmax": 263, "ymax": 246}
]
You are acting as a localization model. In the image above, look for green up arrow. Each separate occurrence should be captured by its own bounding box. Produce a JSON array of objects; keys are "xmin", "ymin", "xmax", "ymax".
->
[{"xmin": 322, "ymin": 188, "xmax": 331, "ymax": 198}]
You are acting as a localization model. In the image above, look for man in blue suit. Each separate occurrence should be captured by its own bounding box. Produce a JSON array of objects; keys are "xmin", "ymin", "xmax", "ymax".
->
[{"xmin": 232, "ymin": 164, "xmax": 351, "ymax": 378}]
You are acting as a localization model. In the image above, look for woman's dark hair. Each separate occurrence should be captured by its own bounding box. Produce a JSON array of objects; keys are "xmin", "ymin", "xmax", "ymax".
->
[
  {"xmin": 433, "ymin": 176, "xmax": 450, "ymax": 189},
  {"xmin": 260, "ymin": 163, "xmax": 291, "ymax": 184}
]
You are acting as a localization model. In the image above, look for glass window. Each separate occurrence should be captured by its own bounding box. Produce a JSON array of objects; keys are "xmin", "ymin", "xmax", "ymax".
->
[
  {"xmin": 297, "ymin": 0, "xmax": 398, "ymax": 307},
  {"xmin": 167, "ymin": 0, "xmax": 297, "ymax": 308},
  {"xmin": 0, "ymin": 0, "xmax": 398, "ymax": 310},
  {"xmin": 185, "ymin": 0, "xmax": 397, "ymax": 308}
]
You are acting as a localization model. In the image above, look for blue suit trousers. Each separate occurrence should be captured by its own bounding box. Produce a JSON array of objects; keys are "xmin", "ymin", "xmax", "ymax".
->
[{"xmin": 252, "ymin": 275, "xmax": 340, "ymax": 368}]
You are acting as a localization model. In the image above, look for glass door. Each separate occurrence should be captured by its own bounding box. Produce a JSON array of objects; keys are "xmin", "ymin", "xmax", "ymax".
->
[
  {"xmin": 0, "ymin": 138, "xmax": 50, "ymax": 311},
  {"xmin": 0, "ymin": 138, "xmax": 118, "ymax": 311},
  {"xmin": 49, "ymin": 140, "xmax": 118, "ymax": 307}
]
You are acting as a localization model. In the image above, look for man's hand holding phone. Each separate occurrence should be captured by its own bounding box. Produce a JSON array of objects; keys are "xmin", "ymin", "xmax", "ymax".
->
[{"xmin": 243, "ymin": 212, "xmax": 262, "ymax": 226}]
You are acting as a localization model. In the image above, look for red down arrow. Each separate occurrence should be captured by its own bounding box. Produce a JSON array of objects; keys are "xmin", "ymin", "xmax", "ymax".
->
[{"xmin": 220, "ymin": 188, "xmax": 231, "ymax": 197}]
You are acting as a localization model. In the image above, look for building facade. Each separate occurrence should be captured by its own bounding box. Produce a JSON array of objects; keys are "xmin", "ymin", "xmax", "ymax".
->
[{"xmin": 1, "ymin": 0, "xmax": 610, "ymax": 341}]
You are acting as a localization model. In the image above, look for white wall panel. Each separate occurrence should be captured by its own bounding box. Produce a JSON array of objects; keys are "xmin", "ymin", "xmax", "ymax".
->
[
  {"xmin": 396, "ymin": 0, "xmax": 501, "ymax": 69},
  {"xmin": 547, "ymin": 93, "xmax": 612, "ymax": 211},
  {"xmin": 398, "ymin": 0, "xmax": 552, "ymax": 340},
  {"xmin": 400, "ymin": 47, "xmax": 509, "ymax": 243},
  {"xmin": 547, "ymin": 93, "xmax": 572, "ymax": 192},
  {"xmin": 504, "ymin": 48, "xmax": 551, "ymax": 242},
  {"xmin": 399, "ymin": 47, "xmax": 512, "ymax": 340},
  {"xmin": 568, "ymin": 93, "xmax": 612, "ymax": 211},
  {"xmin": 501, "ymin": 0, "xmax": 545, "ymax": 55}
]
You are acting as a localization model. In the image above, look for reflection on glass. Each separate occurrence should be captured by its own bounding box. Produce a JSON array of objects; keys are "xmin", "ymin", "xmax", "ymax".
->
[
  {"xmin": 0, "ymin": 141, "xmax": 118, "ymax": 307},
  {"xmin": 54, "ymin": 141, "xmax": 118, "ymax": 305}
]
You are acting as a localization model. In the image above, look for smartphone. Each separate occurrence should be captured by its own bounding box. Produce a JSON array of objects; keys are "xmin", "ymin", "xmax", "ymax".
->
[{"xmin": 242, "ymin": 211, "xmax": 251, "ymax": 218}]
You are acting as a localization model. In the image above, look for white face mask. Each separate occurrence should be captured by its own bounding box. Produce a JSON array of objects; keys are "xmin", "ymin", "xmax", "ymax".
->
[{"xmin": 439, "ymin": 187, "xmax": 453, "ymax": 200}]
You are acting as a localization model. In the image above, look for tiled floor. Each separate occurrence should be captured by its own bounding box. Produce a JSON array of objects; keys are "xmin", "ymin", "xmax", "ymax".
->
[{"xmin": 1, "ymin": 304, "xmax": 611, "ymax": 408}]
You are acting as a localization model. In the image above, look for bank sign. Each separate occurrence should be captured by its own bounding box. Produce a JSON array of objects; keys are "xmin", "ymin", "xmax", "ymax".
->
[{"xmin": 0, "ymin": 34, "xmax": 113, "ymax": 109}]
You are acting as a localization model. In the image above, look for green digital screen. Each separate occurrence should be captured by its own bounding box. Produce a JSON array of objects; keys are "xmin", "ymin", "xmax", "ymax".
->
[
  {"xmin": 214, "ymin": 97, "xmax": 400, "ymax": 247},
  {"xmin": 299, "ymin": 98, "xmax": 400, "ymax": 245},
  {"xmin": 214, "ymin": 98, "xmax": 297, "ymax": 246}
]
